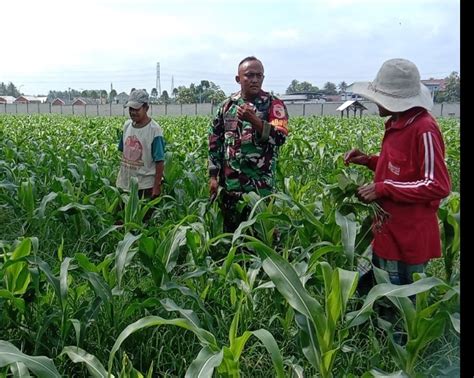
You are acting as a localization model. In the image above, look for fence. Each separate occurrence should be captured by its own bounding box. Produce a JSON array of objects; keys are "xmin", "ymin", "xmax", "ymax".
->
[{"xmin": 0, "ymin": 101, "xmax": 460, "ymax": 118}]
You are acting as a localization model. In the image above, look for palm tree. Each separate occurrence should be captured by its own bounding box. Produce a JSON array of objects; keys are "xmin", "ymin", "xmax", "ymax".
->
[
  {"xmin": 338, "ymin": 81, "xmax": 348, "ymax": 94},
  {"xmin": 160, "ymin": 90, "xmax": 170, "ymax": 104},
  {"xmin": 151, "ymin": 88, "xmax": 158, "ymax": 103}
]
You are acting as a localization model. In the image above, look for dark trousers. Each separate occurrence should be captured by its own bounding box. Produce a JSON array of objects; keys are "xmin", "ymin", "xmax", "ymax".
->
[
  {"xmin": 116, "ymin": 188, "xmax": 154, "ymax": 223},
  {"xmin": 357, "ymin": 253, "xmax": 426, "ymax": 300},
  {"xmin": 220, "ymin": 191, "xmax": 251, "ymax": 233},
  {"xmin": 138, "ymin": 188, "xmax": 153, "ymax": 199},
  {"xmin": 372, "ymin": 254, "xmax": 426, "ymax": 285}
]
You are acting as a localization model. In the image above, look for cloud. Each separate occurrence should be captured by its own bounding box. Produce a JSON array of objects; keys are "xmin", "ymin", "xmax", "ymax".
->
[{"xmin": 1, "ymin": 0, "xmax": 459, "ymax": 95}]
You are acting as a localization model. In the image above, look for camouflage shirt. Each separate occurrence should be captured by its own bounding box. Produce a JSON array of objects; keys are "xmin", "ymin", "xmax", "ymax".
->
[{"xmin": 208, "ymin": 90, "xmax": 289, "ymax": 196}]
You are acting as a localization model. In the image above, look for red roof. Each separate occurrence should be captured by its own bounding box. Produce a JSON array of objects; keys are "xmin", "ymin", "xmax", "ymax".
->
[{"xmin": 421, "ymin": 79, "xmax": 446, "ymax": 91}]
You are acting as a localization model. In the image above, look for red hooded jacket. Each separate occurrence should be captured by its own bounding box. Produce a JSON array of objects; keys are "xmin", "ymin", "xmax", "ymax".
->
[{"xmin": 365, "ymin": 108, "xmax": 451, "ymax": 264}]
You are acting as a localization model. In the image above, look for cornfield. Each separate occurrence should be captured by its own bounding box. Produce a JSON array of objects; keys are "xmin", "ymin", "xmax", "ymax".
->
[{"xmin": 0, "ymin": 114, "xmax": 460, "ymax": 377}]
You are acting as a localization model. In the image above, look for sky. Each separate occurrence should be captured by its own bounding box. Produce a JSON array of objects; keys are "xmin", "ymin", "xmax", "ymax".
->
[{"xmin": 1, "ymin": 0, "xmax": 460, "ymax": 97}]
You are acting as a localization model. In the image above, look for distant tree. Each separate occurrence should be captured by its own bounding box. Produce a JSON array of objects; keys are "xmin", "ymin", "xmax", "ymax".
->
[
  {"xmin": 286, "ymin": 80, "xmax": 299, "ymax": 94},
  {"xmin": 435, "ymin": 71, "xmax": 460, "ymax": 103},
  {"xmin": 208, "ymin": 81, "xmax": 226, "ymax": 103},
  {"xmin": 130, "ymin": 88, "xmax": 136, "ymax": 94},
  {"xmin": 171, "ymin": 81, "xmax": 226, "ymax": 104},
  {"xmin": 338, "ymin": 81, "xmax": 348, "ymax": 94},
  {"xmin": 175, "ymin": 86, "xmax": 195, "ymax": 104},
  {"xmin": 196, "ymin": 80, "xmax": 211, "ymax": 103},
  {"xmin": 200, "ymin": 80, "xmax": 210, "ymax": 89},
  {"xmin": 48, "ymin": 90, "xmax": 68, "ymax": 101},
  {"xmin": 6, "ymin": 82, "xmax": 20, "ymax": 97},
  {"xmin": 322, "ymin": 82, "xmax": 337, "ymax": 95},
  {"xmin": 301, "ymin": 81, "xmax": 318, "ymax": 92},
  {"xmin": 150, "ymin": 88, "xmax": 158, "ymax": 103},
  {"xmin": 189, "ymin": 83, "xmax": 197, "ymax": 100},
  {"xmin": 109, "ymin": 89, "xmax": 117, "ymax": 103},
  {"xmin": 70, "ymin": 89, "xmax": 81, "ymax": 100},
  {"xmin": 208, "ymin": 88, "xmax": 226, "ymax": 104},
  {"xmin": 286, "ymin": 80, "xmax": 319, "ymax": 94},
  {"xmin": 100, "ymin": 90, "xmax": 108, "ymax": 99},
  {"xmin": 159, "ymin": 90, "xmax": 170, "ymax": 104},
  {"xmin": 0, "ymin": 82, "xmax": 6, "ymax": 95}
]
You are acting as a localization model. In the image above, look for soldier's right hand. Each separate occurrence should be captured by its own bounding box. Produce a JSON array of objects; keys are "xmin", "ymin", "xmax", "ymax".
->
[{"xmin": 209, "ymin": 177, "xmax": 218, "ymax": 199}]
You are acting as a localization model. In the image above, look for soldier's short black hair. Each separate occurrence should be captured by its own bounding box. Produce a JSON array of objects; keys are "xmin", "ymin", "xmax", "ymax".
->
[{"xmin": 238, "ymin": 56, "xmax": 262, "ymax": 68}]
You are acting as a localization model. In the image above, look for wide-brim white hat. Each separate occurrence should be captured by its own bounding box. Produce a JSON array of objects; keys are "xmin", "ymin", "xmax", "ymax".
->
[{"xmin": 352, "ymin": 58, "xmax": 433, "ymax": 112}]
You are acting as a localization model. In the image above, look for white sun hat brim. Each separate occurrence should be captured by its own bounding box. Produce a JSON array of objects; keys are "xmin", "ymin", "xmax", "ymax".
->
[{"xmin": 352, "ymin": 81, "xmax": 433, "ymax": 112}]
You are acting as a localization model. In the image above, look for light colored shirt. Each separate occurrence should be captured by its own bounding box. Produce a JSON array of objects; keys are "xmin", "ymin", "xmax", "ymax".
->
[{"xmin": 116, "ymin": 119, "xmax": 165, "ymax": 191}]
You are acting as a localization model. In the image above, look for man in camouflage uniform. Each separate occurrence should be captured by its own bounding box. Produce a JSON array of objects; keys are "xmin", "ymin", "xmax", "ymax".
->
[{"xmin": 208, "ymin": 56, "xmax": 289, "ymax": 232}]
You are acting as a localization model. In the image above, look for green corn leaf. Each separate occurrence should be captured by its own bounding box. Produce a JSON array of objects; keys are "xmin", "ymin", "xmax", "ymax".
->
[
  {"xmin": 108, "ymin": 316, "xmax": 218, "ymax": 375},
  {"xmin": 80, "ymin": 271, "xmax": 113, "ymax": 303},
  {"xmin": 5, "ymin": 238, "xmax": 32, "ymax": 295},
  {"xmin": 160, "ymin": 298, "xmax": 202, "ymax": 329},
  {"xmin": 346, "ymin": 277, "xmax": 448, "ymax": 328},
  {"xmin": 62, "ymin": 346, "xmax": 110, "ymax": 378},
  {"xmin": 37, "ymin": 192, "xmax": 58, "ymax": 218},
  {"xmin": 59, "ymin": 257, "xmax": 73, "ymax": 308},
  {"xmin": 0, "ymin": 341, "xmax": 61, "ymax": 378},
  {"xmin": 185, "ymin": 346, "xmax": 223, "ymax": 378},
  {"xmin": 251, "ymin": 329, "xmax": 285, "ymax": 378},
  {"xmin": 335, "ymin": 211, "xmax": 357, "ymax": 266},
  {"xmin": 10, "ymin": 361, "xmax": 31, "ymax": 378},
  {"xmin": 115, "ymin": 232, "xmax": 141, "ymax": 289}
]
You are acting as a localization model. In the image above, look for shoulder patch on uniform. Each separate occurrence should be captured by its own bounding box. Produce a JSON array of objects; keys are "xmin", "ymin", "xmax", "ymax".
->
[{"xmin": 272, "ymin": 103, "xmax": 286, "ymax": 119}]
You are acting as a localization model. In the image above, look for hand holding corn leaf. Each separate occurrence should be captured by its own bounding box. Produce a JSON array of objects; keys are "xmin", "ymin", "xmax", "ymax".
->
[{"xmin": 330, "ymin": 169, "xmax": 390, "ymax": 232}]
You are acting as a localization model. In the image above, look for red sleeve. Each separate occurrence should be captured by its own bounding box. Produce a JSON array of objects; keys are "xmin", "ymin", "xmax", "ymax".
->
[
  {"xmin": 366, "ymin": 155, "xmax": 379, "ymax": 171},
  {"xmin": 377, "ymin": 128, "xmax": 451, "ymax": 203}
]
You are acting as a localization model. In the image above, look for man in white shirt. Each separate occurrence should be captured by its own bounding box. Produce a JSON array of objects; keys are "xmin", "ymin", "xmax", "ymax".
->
[{"xmin": 116, "ymin": 89, "xmax": 165, "ymax": 199}]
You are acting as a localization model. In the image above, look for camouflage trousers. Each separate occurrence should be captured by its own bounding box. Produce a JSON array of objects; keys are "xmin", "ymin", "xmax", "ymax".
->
[{"xmin": 219, "ymin": 191, "xmax": 251, "ymax": 233}]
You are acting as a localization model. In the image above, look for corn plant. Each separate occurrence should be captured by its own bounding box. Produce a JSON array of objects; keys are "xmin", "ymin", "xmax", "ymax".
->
[
  {"xmin": 105, "ymin": 299, "xmax": 285, "ymax": 377},
  {"xmin": 241, "ymin": 236, "xmax": 358, "ymax": 378},
  {"xmin": 0, "ymin": 114, "xmax": 460, "ymax": 376},
  {"xmin": 0, "ymin": 340, "xmax": 61, "ymax": 378},
  {"xmin": 346, "ymin": 267, "xmax": 460, "ymax": 376},
  {"xmin": 1, "ymin": 237, "xmax": 37, "ymax": 312},
  {"xmin": 438, "ymin": 193, "xmax": 460, "ymax": 283}
]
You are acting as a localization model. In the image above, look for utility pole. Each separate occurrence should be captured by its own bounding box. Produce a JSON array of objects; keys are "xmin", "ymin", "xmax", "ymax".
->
[{"xmin": 156, "ymin": 62, "xmax": 161, "ymax": 97}]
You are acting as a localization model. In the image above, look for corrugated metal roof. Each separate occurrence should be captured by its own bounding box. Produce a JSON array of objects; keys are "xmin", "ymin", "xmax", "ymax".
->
[
  {"xmin": 279, "ymin": 94, "xmax": 308, "ymax": 101},
  {"xmin": 72, "ymin": 97, "xmax": 100, "ymax": 105},
  {"xmin": 0, "ymin": 96, "xmax": 16, "ymax": 103},
  {"xmin": 14, "ymin": 95, "xmax": 48, "ymax": 103}
]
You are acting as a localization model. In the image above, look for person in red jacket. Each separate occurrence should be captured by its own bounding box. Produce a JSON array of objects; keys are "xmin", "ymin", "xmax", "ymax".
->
[{"xmin": 344, "ymin": 58, "xmax": 451, "ymax": 286}]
